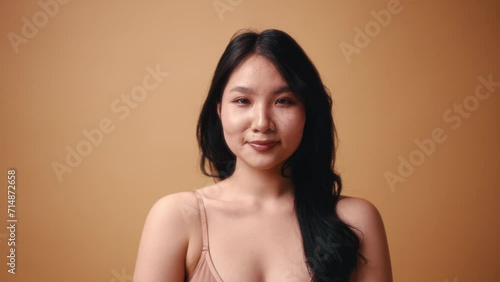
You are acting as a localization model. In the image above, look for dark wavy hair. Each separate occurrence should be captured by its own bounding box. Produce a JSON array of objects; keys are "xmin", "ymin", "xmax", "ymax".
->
[{"xmin": 196, "ymin": 29, "xmax": 364, "ymax": 281}]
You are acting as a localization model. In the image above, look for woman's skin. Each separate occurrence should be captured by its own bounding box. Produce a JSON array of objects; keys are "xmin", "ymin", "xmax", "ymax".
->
[{"xmin": 133, "ymin": 54, "xmax": 393, "ymax": 282}]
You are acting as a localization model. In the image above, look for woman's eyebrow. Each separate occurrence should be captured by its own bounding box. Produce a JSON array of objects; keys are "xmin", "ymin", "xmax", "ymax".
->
[
  {"xmin": 229, "ymin": 85, "xmax": 292, "ymax": 94},
  {"xmin": 229, "ymin": 86, "xmax": 253, "ymax": 94},
  {"xmin": 274, "ymin": 86, "xmax": 292, "ymax": 94}
]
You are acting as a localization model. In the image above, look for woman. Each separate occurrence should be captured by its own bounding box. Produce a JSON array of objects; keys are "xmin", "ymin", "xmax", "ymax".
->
[{"xmin": 134, "ymin": 29, "xmax": 392, "ymax": 282}]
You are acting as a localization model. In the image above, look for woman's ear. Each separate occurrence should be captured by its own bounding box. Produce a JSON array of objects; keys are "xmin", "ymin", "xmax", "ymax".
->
[{"xmin": 217, "ymin": 102, "xmax": 221, "ymax": 118}]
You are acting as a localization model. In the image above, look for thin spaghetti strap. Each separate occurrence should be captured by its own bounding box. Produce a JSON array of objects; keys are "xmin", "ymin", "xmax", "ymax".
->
[{"xmin": 193, "ymin": 191, "xmax": 209, "ymax": 250}]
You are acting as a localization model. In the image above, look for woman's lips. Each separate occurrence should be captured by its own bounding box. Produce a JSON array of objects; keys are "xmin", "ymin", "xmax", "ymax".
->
[{"xmin": 247, "ymin": 141, "xmax": 279, "ymax": 152}]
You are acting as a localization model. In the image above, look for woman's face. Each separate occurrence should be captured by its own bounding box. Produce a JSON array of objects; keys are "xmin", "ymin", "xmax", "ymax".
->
[{"xmin": 217, "ymin": 54, "xmax": 306, "ymax": 171}]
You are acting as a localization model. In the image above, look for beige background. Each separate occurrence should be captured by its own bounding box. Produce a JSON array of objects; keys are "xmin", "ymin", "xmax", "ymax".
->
[{"xmin": 1, "ymin": 0, "xmax": 499, "ymax": 281}]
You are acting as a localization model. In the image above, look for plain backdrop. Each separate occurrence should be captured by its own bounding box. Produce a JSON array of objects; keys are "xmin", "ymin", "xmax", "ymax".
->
[{"xmin": 1, "ymin": 0, "xmax": 499, "ymax": 281}]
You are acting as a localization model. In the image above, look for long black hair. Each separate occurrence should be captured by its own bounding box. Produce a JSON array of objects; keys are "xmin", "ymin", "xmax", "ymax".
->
[{"xmin": 196, "ymin": 29, "xmax": 364, "ymax": 281}]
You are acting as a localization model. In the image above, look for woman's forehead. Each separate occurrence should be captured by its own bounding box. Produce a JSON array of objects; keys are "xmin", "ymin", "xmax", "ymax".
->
[{"xmin": 224, "ymin": 55, "xmax": 288, "ymax": 93}]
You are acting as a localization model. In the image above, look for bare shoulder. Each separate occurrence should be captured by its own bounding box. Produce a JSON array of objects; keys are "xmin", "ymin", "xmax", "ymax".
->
[
  {"xmin": 133, "ymin": 191, "xmax": 199, "ymax": 282},
  {"xmin": 144, "ymin": 191, "xmax": 200, "ymax": 230},
  {"xmin": 336, "ymin": 196, "xmax": 384, "ymax": 239},
  {"xmin": 143, "ymin": 191, "xmax": 204, "ymax": 242},
  {"xmin": 335, "ymin": 196, "xmax": 393, "ymax": 281},
  {"xmin": 151, "ymin": 191, "xmax": 199, "ymax": 217}
]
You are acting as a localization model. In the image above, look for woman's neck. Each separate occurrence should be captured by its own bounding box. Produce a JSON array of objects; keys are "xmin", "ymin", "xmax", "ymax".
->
[{"xmin": 220, "ymin": 160, "xmax": 295, "ymax": 206}]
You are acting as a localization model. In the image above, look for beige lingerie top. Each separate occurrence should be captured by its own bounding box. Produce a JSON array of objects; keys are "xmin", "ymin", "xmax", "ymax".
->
[{"xmin": 186, "ymin": 191, "xmax": 313, "ymax": 282}]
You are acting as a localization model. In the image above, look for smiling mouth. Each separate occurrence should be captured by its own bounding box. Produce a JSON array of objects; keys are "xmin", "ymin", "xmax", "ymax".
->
[{"xmin": 247, "ymin": 141, "xmax": 279, "ymax": 152}]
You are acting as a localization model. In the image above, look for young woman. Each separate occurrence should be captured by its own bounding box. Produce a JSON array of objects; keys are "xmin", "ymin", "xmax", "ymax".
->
[{"xmin": 134, "ymin": 29, "xmax": 392, "ymax": 282}]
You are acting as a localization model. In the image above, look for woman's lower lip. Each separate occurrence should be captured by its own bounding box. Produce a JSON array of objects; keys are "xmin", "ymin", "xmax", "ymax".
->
[{"xmin": 248, "ymin": 142, "xmax": 278, "ymax": 152}]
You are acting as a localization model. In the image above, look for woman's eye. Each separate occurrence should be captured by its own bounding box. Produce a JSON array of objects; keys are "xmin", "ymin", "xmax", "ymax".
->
[
  {"xmin": 276, "ymin": 98, "xmax": 294, "ymax": 105},
  {"xmin": 234, "ymin": 98, "xmax": 249, "ymax": 104}
]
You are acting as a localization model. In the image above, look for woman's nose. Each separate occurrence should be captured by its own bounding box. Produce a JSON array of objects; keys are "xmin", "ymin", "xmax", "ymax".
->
[{"xmin": 251, "ymin": 105, "xmax": 275, "ymax": 133}]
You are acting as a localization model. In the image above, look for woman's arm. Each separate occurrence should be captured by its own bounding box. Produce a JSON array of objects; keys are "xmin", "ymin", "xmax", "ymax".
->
[
  {"xmin": 133, "ymin": 193, "xmax": 190, "ymax": 282},
  {"xmin": 337, "ymin": 197, "xmax": 393, "ymax": 282}
]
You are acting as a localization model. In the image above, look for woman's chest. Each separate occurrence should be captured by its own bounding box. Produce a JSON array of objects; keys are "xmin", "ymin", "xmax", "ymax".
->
[{"xmin": 205, "ymin": 213, "xmax": 312, "ymax": 282}]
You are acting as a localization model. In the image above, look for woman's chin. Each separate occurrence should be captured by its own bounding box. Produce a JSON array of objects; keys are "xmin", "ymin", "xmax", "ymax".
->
[{"xmin": 238, "ymin": 158, "xmax": 286, "ymax": 172}]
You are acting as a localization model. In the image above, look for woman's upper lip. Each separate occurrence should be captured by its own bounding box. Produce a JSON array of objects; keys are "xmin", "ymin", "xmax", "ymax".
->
[{"xmin": 247, "ymin": 140, "xmax": 279, "ymax": 145}]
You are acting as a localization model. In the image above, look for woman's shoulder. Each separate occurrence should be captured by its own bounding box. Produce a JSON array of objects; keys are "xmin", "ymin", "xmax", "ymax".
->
[
  {"xmin": 140, "ymin": 191, "xmax": 199, "ymax": 240},
  {"xmin": 148, "ymin": 183, "xmax": 220, "ymax": 225},
  {"xmin": 336, "ymin": 195, "xmax": 380, "ymax": 216},
  {"xmin": 148, "ymin": 191, "xmax": 196, "ymax": 214},
  {"xmin": 335, "ymin": 196, "xmax": 393, "ymax": 280},
  {"xmin": 134, "ymin": 190, "xmax": 203, "ymax": 281},
  {"xmin": 147, "ymin": 189, "xmax": 204, "ymax": 225},
  {"xmin": 336, "ymin": 195, "xmax": 386, "ymax": 240}
]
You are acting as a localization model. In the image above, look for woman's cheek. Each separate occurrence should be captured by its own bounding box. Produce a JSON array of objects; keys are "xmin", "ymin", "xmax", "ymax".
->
[
  {"xmin": 279, "ymin": 110, "xmax": 305, "ymax": 128},
  {"xmin": 221, "ymin": 108, "xmax": 245, "ymax": 135}
]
